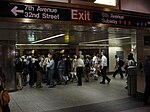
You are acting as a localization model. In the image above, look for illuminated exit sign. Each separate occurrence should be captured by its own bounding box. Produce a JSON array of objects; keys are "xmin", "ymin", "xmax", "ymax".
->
[{"xmin": 71, "ymin": 9, "xmax": 92, "ymax": 22}]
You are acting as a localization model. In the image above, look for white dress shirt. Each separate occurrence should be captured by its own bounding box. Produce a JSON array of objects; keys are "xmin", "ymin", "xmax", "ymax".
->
[
  {"xmin": 101, "ymin": 55, "xmax": 107, "ymax": 69},
  {"xmin": 76, "ymin": 58, "xmax": 85, "ymax": 67}
]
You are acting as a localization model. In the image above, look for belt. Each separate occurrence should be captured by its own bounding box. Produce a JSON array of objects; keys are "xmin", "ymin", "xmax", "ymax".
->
[
  {"xmin": 77, "ymin": 66, "xmax": 83, "ymax": 67},
  {"xmin": 47, "ymin": 67, "xmax": 54, "ymax": 70}
]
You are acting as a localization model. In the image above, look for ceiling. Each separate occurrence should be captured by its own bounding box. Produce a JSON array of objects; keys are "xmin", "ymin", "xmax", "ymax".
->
[{"xmin": 0, "ymin": 22, "xmax": 136, "ymax": 47}]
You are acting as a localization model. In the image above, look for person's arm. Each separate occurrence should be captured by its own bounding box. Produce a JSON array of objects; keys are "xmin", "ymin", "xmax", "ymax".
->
[
  {"xmin": 101, "ymin": 56, "xmax": 104, "ymax": 69},
  {"xmin": 57, "ymin": 61, "xmax": 60, "ymax": 69},
  {"xmin": 81, "ymin": 59, "xmax": 85, "ymax": 67}
]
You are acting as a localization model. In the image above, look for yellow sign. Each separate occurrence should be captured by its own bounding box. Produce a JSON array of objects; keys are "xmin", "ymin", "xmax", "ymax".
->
[{"xmin": 64, "ymin": 33, "xmax": 69, "ymax": 43}]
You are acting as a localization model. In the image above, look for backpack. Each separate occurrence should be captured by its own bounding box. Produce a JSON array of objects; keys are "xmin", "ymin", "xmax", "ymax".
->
[
  {"xmin": 119, "ymin": 59, "xmax": 125, "ymax": 67},
  {"xmin": 58, "ymin": 60, "xmax": 66, "ymax": 69},
  {"xmin": 85, "ymin": 59, "xmax": 90, "ymax": 68}
]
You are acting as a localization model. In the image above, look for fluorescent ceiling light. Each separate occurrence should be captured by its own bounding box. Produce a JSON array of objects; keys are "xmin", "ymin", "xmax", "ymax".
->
[
  {"xmin": 81, "ymin": 37, "xmax": 131, "ymax": 44},
  {"xmin": 94, "ymin": 0, "xmax": 116, "ymax": 6},
  {"xmin": 16, "ymin": 44, "xmax": 68, "ymax": 46},
  {"xmin": 81, "ymin": 39, "xmax": 108, "ymax": 44},
  {"xmin": 79, "ymin": 43, "xmax": 109, "ymax": 47},
  {"xmin": 32, "ymin": 33, "xmax": 65, "ymax": 44},
  {"xmin": 24, "ymin": 0, "xmax": 35, "ymax": 3}
]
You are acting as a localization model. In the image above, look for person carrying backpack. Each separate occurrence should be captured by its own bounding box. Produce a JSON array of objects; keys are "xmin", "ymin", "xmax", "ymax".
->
[
  {"xmin": 113, "ymin": 55, "xmax": 124, "ymax": 79},
  {"xmin": 0, "ymin": 85, "xmax": 10, "ymax": 112}
]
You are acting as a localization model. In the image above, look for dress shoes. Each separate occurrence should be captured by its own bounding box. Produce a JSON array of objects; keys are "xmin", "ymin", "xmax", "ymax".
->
[
  {"xmin": 108, "ymin": 79, "xmax": 111, "ymax": 84},
  {"xmin": 100, "ymin": 82, "xmax": 105, "ymax": 84},
  {"xmin": 48, "ymin": 85, "xmax": 56, "ymax": 88}
]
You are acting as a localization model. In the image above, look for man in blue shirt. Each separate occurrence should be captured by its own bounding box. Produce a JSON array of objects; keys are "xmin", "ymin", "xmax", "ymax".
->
[{"xmin": 46, "ymin": 53, "xmax": 55, "ymax": 88}]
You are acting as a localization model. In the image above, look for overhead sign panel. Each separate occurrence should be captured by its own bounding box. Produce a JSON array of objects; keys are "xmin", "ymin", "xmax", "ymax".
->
[
  {"xmin": 101, "ymin": 12, "xmax": 150, "ymax": 27},
  {"xmin": 0, "ymin": 1, "xmax": 71, "ymax": 21},
  {"xmin": 0, "ymin": 1, "xmax": 149, "ymax": 28}
]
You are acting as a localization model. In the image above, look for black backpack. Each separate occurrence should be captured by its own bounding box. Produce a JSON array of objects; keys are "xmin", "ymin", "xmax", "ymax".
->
[
  {"xmin": 119, "ymin": 59, "xmax": 125, "ymax": 67},
  {"xmin": 58, "ymin": 60, "xmax": 66, "ymax": 69}
]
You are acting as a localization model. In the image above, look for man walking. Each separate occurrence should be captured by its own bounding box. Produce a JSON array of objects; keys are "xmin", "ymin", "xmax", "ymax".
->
[
  {"xmin": 113, "ymin": 55, "xmax": 124, "ymax": 79},
  {"xmin": 100, "ymin": 52, "xmax": 111, "ymax": 84}
]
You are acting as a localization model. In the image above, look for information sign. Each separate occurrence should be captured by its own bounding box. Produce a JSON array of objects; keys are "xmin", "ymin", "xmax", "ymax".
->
[{"xmin": 0, "ymin": 1, "xmax": 149, "ymax": 28}]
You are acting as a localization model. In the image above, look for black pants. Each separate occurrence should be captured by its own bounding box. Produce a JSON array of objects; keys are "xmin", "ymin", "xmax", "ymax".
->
[
  {"xmin": 143, "ymin": 75, "xmax": 150, "ymax": 104},
  {"xmin": 77, "ymin": 67, "xmax": 83, "ymax": 86},
  {"xmin": 113, "ymin": 67, "xmax": 123, "ymax": 78},
  {"xmin": 101, "ymin": 66, "xmax": 110, "ymax": 83},
  {"xmin": 29, "ymin": 71, "xmax": 35, "ymax": 86}
]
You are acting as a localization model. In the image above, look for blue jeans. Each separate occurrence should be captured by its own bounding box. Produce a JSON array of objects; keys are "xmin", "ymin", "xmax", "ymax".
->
[{"xmin": 47, "ymin": 69, "xmax": 55, "ymax": 86}]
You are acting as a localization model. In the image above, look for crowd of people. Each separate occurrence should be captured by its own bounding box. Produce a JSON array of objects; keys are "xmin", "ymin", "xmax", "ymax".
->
[
  {"xmin": 15, "ymin": 51, "xmax": 112, "ymax": 89},
  {"xmin": 15, "ymin": 52, "xmax": 140, "ymax": 90},
  {"xmin": 0, "ymin": 50, "xmax": 148, "ymax": 112},
  {"xmin": 2, "ymin": 50, "xmax": 149, "ymax": 106}
]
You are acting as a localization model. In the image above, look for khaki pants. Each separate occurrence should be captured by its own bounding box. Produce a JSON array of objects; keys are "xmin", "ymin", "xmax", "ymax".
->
[
  {"xmin": 36, "ymin": 71, "xmax": 42, "ymax": 88},
  {"xmin": 16, "ymin": 72, "xmax": 23, "ymax": 89}
]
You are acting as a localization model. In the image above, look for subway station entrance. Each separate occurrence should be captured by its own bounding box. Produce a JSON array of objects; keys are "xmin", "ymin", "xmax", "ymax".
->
[
  {"xmin": 0, "ymin": 22, "xmax": 138, "ymax": 91},
  {"xmin": 0, "ymin": 0, "xmax": 150, "ymax": 95},
  {"xmin": 0, "ymin": 0, "xmax": 150, "ymax": 112}
]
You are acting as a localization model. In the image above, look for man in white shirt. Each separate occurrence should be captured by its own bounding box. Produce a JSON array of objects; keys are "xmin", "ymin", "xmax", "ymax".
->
[
  {"xmin": 76, "ymin": 55, "xmax": 85, "ymax": 86},
  {"xmin": 100, "ymin": 53, "xmax": 111, "ymax": 84}
]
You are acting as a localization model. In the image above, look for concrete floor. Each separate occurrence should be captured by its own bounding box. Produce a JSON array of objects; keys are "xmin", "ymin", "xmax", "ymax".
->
[{"xmin": 9, "ymin": 75, "xmax": 150, "ymax": 112}]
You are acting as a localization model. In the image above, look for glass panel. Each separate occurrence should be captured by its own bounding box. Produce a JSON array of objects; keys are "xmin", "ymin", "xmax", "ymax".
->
[
  {"xmin": 71, "ymin": 0, "xmax": 95, "ymax": 5},
  {"xmin": 0, "ymin": 22, "xmax": 136, "ymax": 48},
  {"xmin": 16, "ymin": 23, "xmax": 69, "ymax": 44}
]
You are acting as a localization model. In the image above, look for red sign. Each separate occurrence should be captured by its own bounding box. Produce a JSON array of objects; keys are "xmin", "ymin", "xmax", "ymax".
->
[{"xmin": 71, "ymin": 9, "xmax": 92, "ymax": 22}]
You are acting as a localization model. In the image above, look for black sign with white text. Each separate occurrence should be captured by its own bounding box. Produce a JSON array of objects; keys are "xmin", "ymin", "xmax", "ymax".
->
[
  {"xmin": 0, "ymin": 1, "xmax": 71, "ymax": 21},
  {"xmin": 101, "ymin": 12, "xmax": 150, "ymax": 27},
  {"xmin": 0, "ymin": 1, "xmax": 149, "ymax": 28}
]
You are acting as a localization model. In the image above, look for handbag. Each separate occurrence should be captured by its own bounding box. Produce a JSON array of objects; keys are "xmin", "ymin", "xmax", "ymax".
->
[
  {"xmin": 1, "ymin": 90, "xmax": 10, "ymax": 112},
  {"xmin": 1, "ymin": 104, "xmax": 10, "ymax": 112}
]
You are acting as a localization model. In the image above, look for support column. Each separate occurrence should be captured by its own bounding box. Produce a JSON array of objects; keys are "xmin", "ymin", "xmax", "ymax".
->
[
  {"xmin": 136, "ymin": 30, "xmax": 150, "ymax": 93},
  {"xmin": 0, "ymin": 41, "xmax": 17, "ymax": 91}
]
